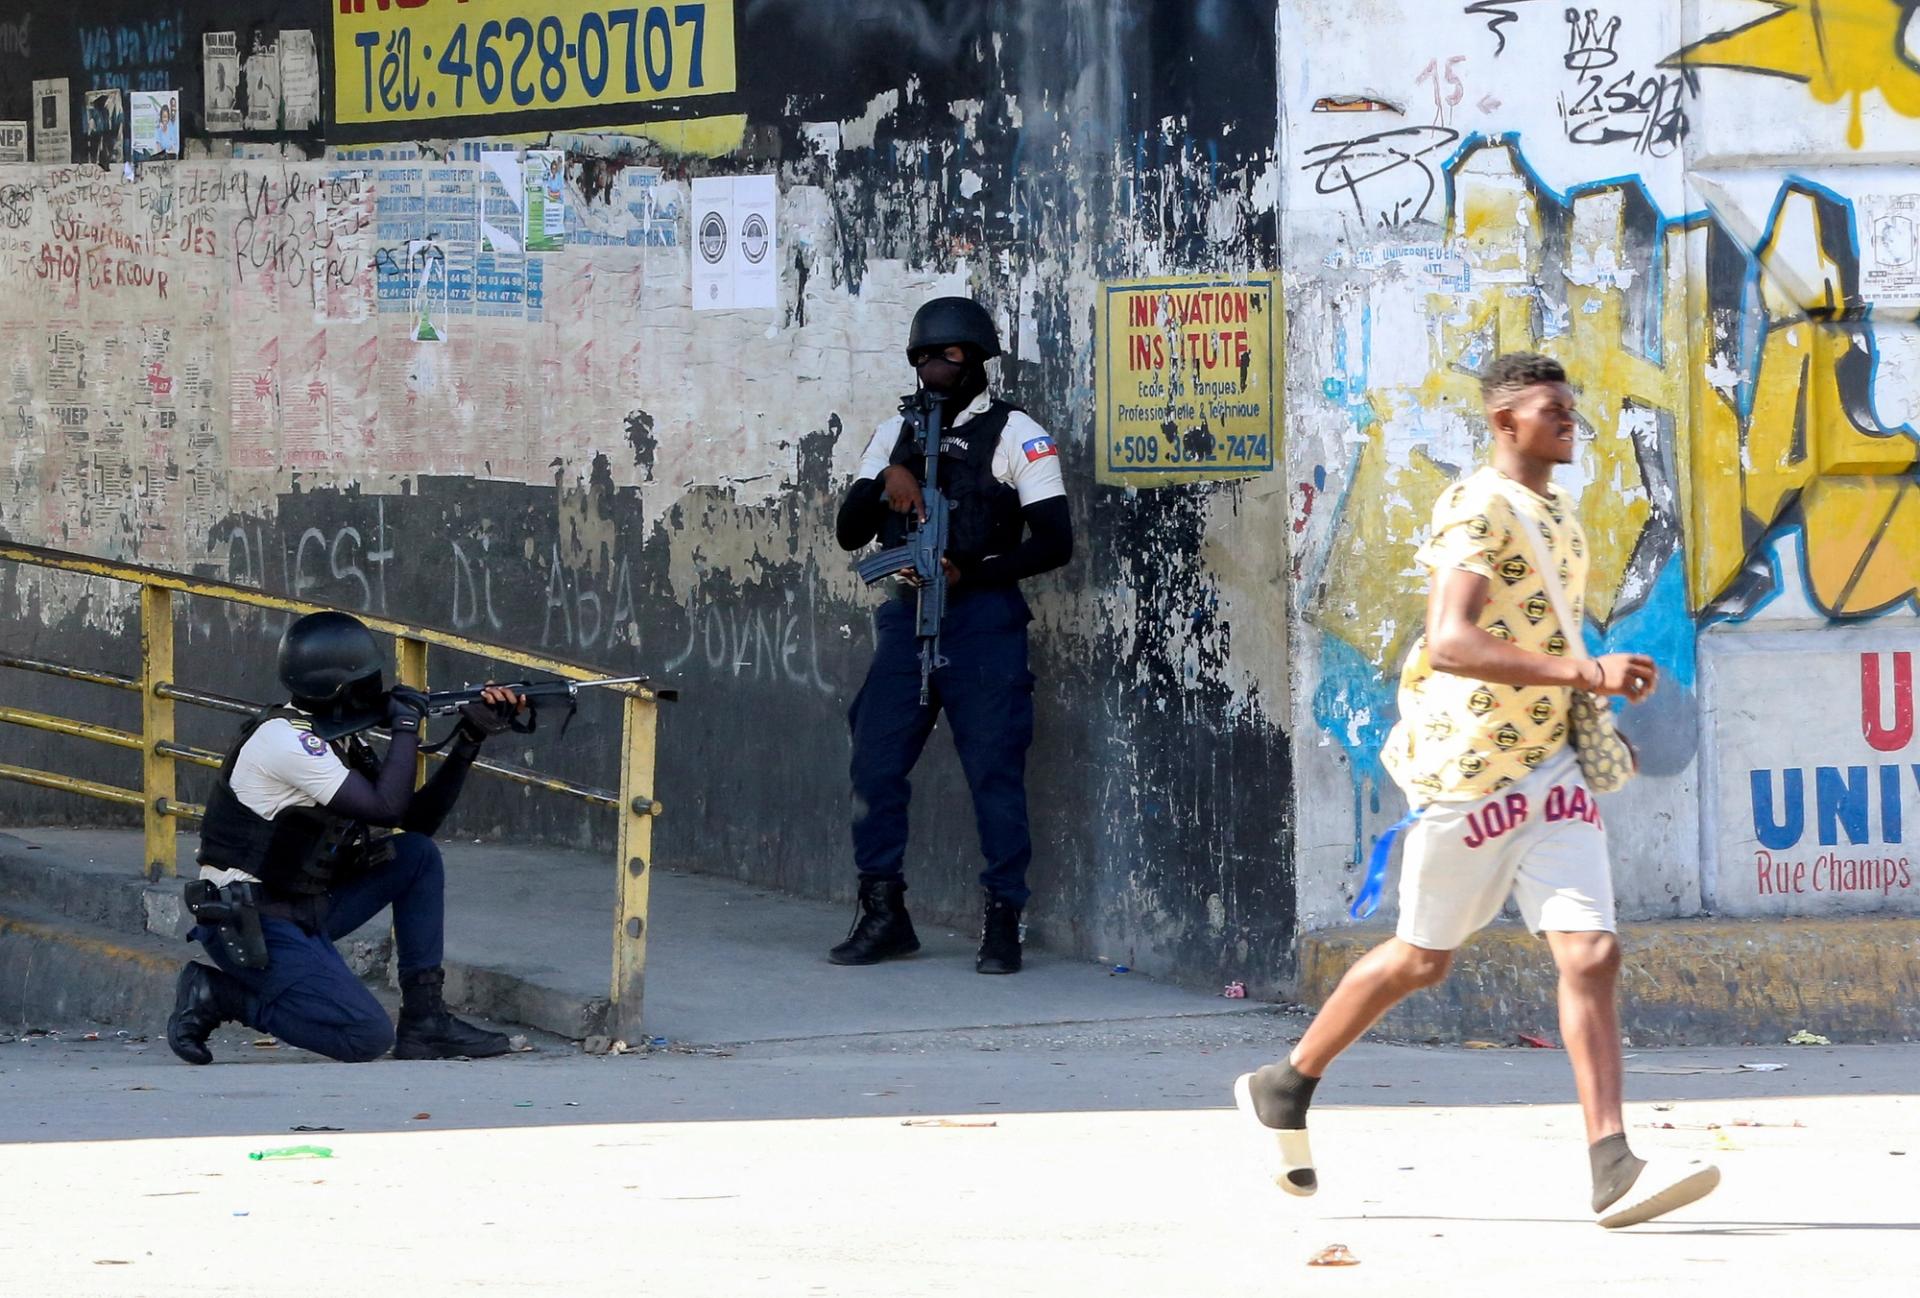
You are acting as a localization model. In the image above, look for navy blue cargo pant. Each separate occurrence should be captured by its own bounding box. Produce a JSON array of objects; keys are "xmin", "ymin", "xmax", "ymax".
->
[
  {"xmin": 191, "ymin": 832, "xmax": 446, "ymax": 1063},
  {"xmin": 849, "ymin": 584, "xmax": 1036, "ymax": 907}
]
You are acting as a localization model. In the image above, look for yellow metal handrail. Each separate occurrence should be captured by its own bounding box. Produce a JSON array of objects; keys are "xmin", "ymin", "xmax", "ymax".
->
[{"xmin": 0, "ymin": 539, "xmax": 670, "ymax": 1039}]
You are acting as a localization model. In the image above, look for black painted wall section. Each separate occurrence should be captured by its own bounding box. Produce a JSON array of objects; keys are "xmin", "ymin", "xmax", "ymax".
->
[{"xmin": 0, "ymin": 1, "xmax": 1293, "ymax": 990}]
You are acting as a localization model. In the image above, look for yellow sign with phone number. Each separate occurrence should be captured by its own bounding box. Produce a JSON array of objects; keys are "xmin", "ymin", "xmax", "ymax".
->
[
  {"xmin": 333, "ymin": 0, "xmax": 737, "ymax": 127},
  {"xmin": 1096, "ymin": 274, "xmax": 1280, "ymax": 486}
]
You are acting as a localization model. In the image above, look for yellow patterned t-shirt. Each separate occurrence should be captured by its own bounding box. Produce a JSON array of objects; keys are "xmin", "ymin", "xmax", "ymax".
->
[{"xmin": 1381, "ymin": 466, "xmax": 1589, "ymax": 806}]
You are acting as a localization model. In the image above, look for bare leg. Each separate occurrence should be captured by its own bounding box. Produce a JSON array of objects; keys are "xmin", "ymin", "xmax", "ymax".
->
[
  {"xmin": 1545, "ymin": 930, "xmax": 1624, "ymax": 1143},
  {"xmin": 1291, "ymin": 937, "xmax": 1453, "ymax": 1075}
]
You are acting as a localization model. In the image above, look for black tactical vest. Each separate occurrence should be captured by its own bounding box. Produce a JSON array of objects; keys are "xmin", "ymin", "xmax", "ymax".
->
[
  {"xmin": 196, "ymin": 707, "xmax": 381, "ymax": 899},
  {"xmin": 879, "ymin": 399, "xmax": 1025, "ymax": 567}
]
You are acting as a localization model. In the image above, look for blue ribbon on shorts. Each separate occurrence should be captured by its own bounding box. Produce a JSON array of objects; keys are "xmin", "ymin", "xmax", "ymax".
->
[{"xmin": 1350, "ymin": 808, "xmax": 1423, "ymax": 921}]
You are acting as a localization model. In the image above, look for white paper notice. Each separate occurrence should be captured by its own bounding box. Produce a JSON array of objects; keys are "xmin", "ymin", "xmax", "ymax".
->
[
  {"xmin": 692, "ymin": 176, "xmax": 779, "ymax": 311},
  {"xmin": 0, "ymin": 122, "xmax": 26, "ymax": 164},
  {"xmin": 1861, "ymin": 194, "xmax": 1920, "ymax": 306},
  {"xmin": 203, "ymin": 33, "xmax": 241, "ymax": 133},
  {"xmin": 692, "ymin": 176, "xmax": 733, "ymax": 310},
  {"xmin": 280, "ymin": 31, "xmax": 320, "ymax": 132},
  {"xmin": 31, "ymin": 78, "xmax": 70, "ymax": 164},
  {"xmin": 731, "ymin": 174, "xmax": 778, "ymax": 310}
]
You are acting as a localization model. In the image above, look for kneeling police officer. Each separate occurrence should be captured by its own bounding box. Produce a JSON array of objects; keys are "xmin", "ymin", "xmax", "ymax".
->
[{"xmin": 167, "ymin": 610, "xmax": 525, "ymax": 1064}]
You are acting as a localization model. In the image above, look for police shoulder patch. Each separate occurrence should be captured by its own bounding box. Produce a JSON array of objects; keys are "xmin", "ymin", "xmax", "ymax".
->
[{"xmin": 299, "ymin": 731, "xmax": 329, "ymax": 756}]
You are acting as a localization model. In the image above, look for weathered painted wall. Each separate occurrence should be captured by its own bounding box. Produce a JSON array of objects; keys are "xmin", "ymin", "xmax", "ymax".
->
[
  {"xmin": 0, "ymin": 3, "xmax": 1293, "ymax": 990},
  {"xmin": 1284, "ymin": 0, "xmax": 1920, "ymax": 933},
  {"xmin": 24, "ymin": 0, "xmax": 1911, "ymax": 999}
]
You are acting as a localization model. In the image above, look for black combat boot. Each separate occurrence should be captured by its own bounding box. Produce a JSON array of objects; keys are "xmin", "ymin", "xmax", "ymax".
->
[
  {"xmin": 976, "ymin": 892, "xmax": 1022, "ymax": 975},
  {"xmin": 393, "ymin": 968, "xmax": 512, "ymax": 1059},
  {"xmin": 166, "ymin": 961, "xmax": 249, "ymax": 1065},
  {"xmin": 827, "ymin": 876, "xmax": 921, "ymax": 965}
]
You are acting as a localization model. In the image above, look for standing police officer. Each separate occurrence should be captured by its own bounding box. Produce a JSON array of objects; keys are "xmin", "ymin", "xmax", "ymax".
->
[
  {"xmin": 831, "ymin": 296, "xmax": 1072, "ymax": 974},
  {"xmin": 166, "ymin": 611, "xmax": 525, "ymax": 1064}
]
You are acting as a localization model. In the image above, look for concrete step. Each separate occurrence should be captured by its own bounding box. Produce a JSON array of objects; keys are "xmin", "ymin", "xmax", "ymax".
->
[
  {"xmin": 0, "ymin": 900, "xmax": 185, "ymax": 1032},
  {"xmin": 0, "ymin": 828, "xmax": 587, "ymax": 1038},
  {"xmin": 0, "ymin": 830, "xmax": 165, "ymax": 936},
  {"xmin": 0, "ymin": 826, "xmax": 1265, "ymax": 1051},
  {"xmin": 1298, "ymin": 918, "xmax": 1920, "ymax": 1046}
]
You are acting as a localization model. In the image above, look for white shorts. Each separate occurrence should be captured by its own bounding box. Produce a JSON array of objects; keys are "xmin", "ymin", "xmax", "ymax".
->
[{"xmin": 1395, "ymin": 749, "xmax": 1615, "ymax": 951}]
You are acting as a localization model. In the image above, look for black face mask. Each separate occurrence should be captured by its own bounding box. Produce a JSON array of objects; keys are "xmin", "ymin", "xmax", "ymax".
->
[{"xmin": 916, "ymin": 354, "xmax": 987, "ymax": 406}]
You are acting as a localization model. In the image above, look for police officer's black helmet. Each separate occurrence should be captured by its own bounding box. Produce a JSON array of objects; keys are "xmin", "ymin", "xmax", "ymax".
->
[
  {"xmin": 906, "ymin": 296, "xmax": 1001, "ymax": 361},
  {"xmin": 278, "ymin": 611, "xmax": 385, "ymax": 717}
]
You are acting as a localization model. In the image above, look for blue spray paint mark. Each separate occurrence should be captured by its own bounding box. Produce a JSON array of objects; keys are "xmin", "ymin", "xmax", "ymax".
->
[
  {"xmin": 1323, "ymin": 297, "xmax": 1377, "ymax": 431},
  {"xmin": 1313, "ymin": 635, "xmax": 1399, "ymax": 855},
  {"xmin": 1587, "ymin": 557, "xmax": 1696, "ymax": 689}
]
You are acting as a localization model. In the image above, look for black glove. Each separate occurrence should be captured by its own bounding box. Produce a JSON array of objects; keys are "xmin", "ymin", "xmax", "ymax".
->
[
  {"xmin": 385, "ymin": 686, "xmax": 429, "ymax": 734},
  {"xmin": 456, "ymin": 697, "xmax": 522, "ymax": 743}
]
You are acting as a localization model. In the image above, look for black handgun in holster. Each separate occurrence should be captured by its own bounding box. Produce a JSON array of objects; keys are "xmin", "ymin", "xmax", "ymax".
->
[{"xmin": 183, "ymin": 879, "xmax": 270, "ymax": 971}]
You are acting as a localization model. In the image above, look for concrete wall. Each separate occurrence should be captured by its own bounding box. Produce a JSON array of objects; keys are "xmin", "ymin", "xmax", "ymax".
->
[
  {"xmin": 11, "ymin": 0, "xmax": 1912, "ymax": 1002},
  {"xmin": 0, "ymin": 3, "xmax": 1293, "ymax": 990},
  {"xmin": 1284, "ymin": 0, "xmax": 1920, "ymax": 934}
]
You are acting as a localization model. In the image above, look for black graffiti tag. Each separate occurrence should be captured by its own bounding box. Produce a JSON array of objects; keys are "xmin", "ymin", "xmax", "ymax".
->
[
  {"xmin": 1464, "ymin": 0, "xmax": 1552, "ymax": 57},
  {"xmin": 1301, "ymin": 127, "xmax": 1460, "ymax": 228},
  {"xmin": 1556, "ymin": 9, "xmax": 1690, "ymax": 156}
]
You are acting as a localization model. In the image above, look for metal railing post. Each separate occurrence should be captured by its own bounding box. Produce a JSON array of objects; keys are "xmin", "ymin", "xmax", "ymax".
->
[
  {"xmin": 140, "ymin": 585, "xmax": 176, "ymax": 880},
  {"xmin": 611, "ymin": 690, "xmax": 661, "ymax": 1042},
  {"xmin": 396, "ymin": 634, "xmax": 428, "ymax": 785}
]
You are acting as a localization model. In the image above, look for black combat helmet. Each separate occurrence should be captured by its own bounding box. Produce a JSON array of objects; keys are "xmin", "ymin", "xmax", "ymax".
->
[
  {"xmin": 278, "ymin": 611, "xmax": 386, "ymax": 736},
  {"xmin": 906, "ymin": 296, "xmax": 1001, "ymax": 361}
]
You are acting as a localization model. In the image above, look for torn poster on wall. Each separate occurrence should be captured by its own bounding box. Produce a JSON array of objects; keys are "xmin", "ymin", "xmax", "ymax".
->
[
  {"xmin": 82, "ymin": 89, "xmax": 124, "ymax": 168},
  {"xmin": 1095, "ymin": 274, "xmax": 1280, "ymax": 487},
  {"xmin": 204, "ymin": 33, "xmax": 241, "ymax": 133},
  {"xmin": 523, "ymin": 151, "xmax": 566, "ymax": 253},
  {"xmin": 32, "ymin": 78, "xmax": 69, "ymax": 164},
  {"xmin": 570, "ymin": 166, "xmax": 681, "ymax": 248},
  {"xmin": 407, "ymin": 238, "xmax": 449, "ymax": 342},
  {"xmin": 131, "ymin": 91, "xmax": 179, "ymax": 163},
  {"xmin": 426, "ymin": 166, "xmax": 476, "ymax": 317},
  {"xmin": 244, "ymin": 34, "xmax": 282, "ymax": 133},
  {"xmin": 477, "ymin": 153, "xmax": 527, "ymax": 316},
  {"xmin": 691, "ymin": 175, "xmax": 778, "ymax": 310},
  {"xmin": 280, "ymin": 31, "xmax": 321, "ymax": 132},
  {"xmin": 0, "ymin": 122, "xmax": 25, "ymax": 164}
]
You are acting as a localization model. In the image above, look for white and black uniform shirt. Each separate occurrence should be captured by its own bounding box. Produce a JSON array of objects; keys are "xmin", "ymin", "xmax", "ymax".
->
[
  {"xmin": 199, "ymin": 714, "xmax": 350, "ymax": 887},
  {"xmin": 855, "ymin": 391, "xmax": 1067, "ymax": 507}
]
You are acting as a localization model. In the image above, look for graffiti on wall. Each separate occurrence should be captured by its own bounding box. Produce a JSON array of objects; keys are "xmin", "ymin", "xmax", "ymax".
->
[
  {"xmin": 1283, "ymin": 0, "xmax": 1920, "ymax": 854},
  {"xmin": 1670, "ymin": 0, "xmax": 1920, "ymax": 149}
]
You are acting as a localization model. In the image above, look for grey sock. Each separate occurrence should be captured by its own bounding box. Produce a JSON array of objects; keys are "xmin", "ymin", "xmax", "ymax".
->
[
  {"xmin": 1247, "ymin": 1058, "xmax": 1319, "ymax": 1130},
  {"xmin": 1589, "ymin": 1133, "xmax": 1646, "ymax": 1212}
]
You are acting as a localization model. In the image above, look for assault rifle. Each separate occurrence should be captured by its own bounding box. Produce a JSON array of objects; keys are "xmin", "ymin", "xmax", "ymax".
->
[
  {"xmin": 393, "ymin": 675, "xmax": 650, "ymax": 749},
  {"xmin": 854, "ymin": 390, "xmax": 951, "ymax": 704}
]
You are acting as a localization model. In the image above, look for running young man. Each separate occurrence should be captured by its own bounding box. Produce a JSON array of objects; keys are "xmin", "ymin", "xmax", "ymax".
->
[{"xmin": 1237, "ymin": 352, "xmax": 1719, "ymax": 1228}]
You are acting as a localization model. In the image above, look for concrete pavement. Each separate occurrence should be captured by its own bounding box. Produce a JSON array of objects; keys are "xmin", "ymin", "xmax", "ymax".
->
[{"xmin": 0, "ymin": 1024, "xmax": 1914, "ymax": 1296}]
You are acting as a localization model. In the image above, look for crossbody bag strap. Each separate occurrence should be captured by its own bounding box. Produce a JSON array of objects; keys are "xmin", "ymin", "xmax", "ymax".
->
[{"xmin": 1501, "ymin": 486, "xmax": 1587, "ymax": 665}]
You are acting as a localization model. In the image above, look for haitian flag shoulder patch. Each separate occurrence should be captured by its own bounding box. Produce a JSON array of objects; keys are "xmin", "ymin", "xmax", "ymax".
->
[{"xmin": 1022, "ymin": 436, "xmax": 1058, "ymax": 463}]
